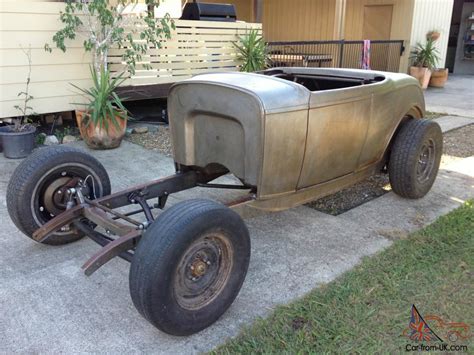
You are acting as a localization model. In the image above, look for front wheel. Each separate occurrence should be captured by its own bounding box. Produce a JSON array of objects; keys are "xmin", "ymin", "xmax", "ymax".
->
[
  {"xmin": 6, "ymin": 146, "xmax": 111, "ymax": 245},
  {"xmin": 388, "ymin": 119, "xmax": 443, "ymax": 199},
  {"xmin": 129, "ymin": 199, "xmax": 251, "ymax": 336}
]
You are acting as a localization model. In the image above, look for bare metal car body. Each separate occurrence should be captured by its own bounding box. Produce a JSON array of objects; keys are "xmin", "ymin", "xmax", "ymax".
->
[
  {"xmin": 10, "ymin": 67, "xmax": 438, "ymax": 336},
  {"xmin": 169, "ymin": 67, "xmax": 425, "ymax": 211}
]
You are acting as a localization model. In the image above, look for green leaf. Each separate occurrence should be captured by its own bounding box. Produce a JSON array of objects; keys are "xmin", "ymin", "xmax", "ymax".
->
[{"xmin": 233, "ymin": 29, "xmax": 268, "ymax": 72}]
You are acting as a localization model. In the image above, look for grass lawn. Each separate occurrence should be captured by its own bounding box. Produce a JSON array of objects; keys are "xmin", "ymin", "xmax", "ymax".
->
[{"xmin": 214, "ymin": 201, "xmax": 474, "ymax": 354}]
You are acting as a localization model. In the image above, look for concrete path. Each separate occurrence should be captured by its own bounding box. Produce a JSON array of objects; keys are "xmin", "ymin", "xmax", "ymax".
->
[
  {"xmin": 424, "ymin": 74, "xmax": 474, "ymax": 118},
  {"xmin": 434, "ymin": 115, "xmax": 474, "ymax": 132},
  {"xmin": 0, "ymin": 122, "xmax": 473, "ymax": 353}
]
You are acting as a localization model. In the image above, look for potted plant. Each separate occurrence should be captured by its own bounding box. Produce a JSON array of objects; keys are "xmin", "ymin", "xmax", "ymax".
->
[
  {"xmin": 47, "ymin": 0, "xmax": 174, "ymax": 149},
  {"xmin": 409, "ymin": 38, "xmax": 440, "ymax": 89},
  {"xmin": 429, "ymin": 67, "xmax": 449, "ymax": 88},
  {"xmin": 0, "ymin": 48, "xmax": 37, "ymax": 159},
  {"xmin": 427, "ymin": 30, "xmax": 449, "ymax": 88},
  {"xmin": 73, "ymin": 67, "xmax": 127, "ymax": 149},
  {"xmin": 427, "ymin": 29, "xmax": 441, "ymax": 41},
  {"xmin": 233, "ymin": 29, "xmax": 269, "ymax": 72}
]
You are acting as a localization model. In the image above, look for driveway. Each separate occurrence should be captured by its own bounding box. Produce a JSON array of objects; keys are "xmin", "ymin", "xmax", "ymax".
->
[
  {"xmin": 424, "ymin": 74, "xmax": 474, "ymax": 118},
  {"xmin": 0, "ymin": 120, "xmax": 473, "ymax": 353}
]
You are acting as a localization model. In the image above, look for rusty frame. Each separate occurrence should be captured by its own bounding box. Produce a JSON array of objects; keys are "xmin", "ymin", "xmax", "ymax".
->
[{"xmin": 31, "ymin": 169, "xmax": 255, "ymax": 276}]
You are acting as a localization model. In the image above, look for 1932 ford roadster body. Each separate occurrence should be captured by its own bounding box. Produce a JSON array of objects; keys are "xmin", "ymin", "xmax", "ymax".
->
[{"xmin": 6, "ymin": 68, "xmax": 442, "ymax": 335}]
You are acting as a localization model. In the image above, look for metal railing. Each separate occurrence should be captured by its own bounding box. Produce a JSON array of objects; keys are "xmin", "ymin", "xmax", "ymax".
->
[{"xmin": 267, "ymin": 40, "xmax": 405, "ymax": 72}]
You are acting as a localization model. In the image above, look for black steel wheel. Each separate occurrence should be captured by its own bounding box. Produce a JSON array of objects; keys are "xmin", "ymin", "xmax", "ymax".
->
[
  {"xmin": 389, "ymin": 119, "xmax": 443, "ymax": 199},
  {"xmin": 129, "ymin": 199, "xmax": 250, "ymax": 336},
  {"xmin": 7, "ymin": 146, "xmax": 111, "ymax": 245}
]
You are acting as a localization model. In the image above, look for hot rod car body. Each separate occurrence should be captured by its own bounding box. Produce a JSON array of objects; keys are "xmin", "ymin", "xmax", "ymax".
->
[
  {"xmin": 6, "ymin": 68, "xmax": 442, "ymax": 336},
  {"xmin": 170, "ymin": 67, "xmax": 425, "ymax": 209}
]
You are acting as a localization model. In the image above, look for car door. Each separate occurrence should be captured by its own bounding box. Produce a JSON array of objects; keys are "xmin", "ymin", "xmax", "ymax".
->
[{"xmin": 297, "ymin": 88, "xmax": 372, "ymax": 189}]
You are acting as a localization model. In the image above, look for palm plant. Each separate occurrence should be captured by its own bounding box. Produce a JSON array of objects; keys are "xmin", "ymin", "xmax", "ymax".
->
[
  {"xmin": 410, "ymin": 38, "xmax": 440, "ymax": 70},
  {"xmin": 233, "ymin": 29, "xmax": 268, "ymax": 72},
  {"xmin": 72, "ymin": 66, "xmax": 127, "ymax": 132}
]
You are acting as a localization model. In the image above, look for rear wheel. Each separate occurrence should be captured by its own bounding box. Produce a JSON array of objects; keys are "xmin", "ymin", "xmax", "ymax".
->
[
  {"xmin": 129, "ymin": 199, "xmax": 250, "ymax": 336},
  {"xmin": 388, "ymin": 119, "xmax": 442, "ymax": 199},
  {"xmin": 7, "ymin": 146, "xmax": 111, "ymax": 245}
]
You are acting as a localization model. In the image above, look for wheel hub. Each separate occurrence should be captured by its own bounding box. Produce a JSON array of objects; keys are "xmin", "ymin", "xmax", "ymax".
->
[
  {"xmin": 416, "ymin": 139, "xmax": 435, "ymax": 183},
  {"xmin": 174, "ymin": 233, "xmax": 234, "ymax": 310},
  {"xmin": 190, "ymin": 258, "xmax": 209, "ymax": 278},
  {"xmin": 42, "ymin": 177, "xmax": 72, "ymax": 216}
]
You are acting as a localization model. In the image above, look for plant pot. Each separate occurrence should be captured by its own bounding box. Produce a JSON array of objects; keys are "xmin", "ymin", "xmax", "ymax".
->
[
  {"xmin": 427, "ymin": 31, "xmax": 440, "ymax": 41},
  {"xmin": 0, "ymin": 125, "xmax": 36, "ymax": 159},
  {"xmin": 0, "ymin": 126, "xmax": 5, "ymax": 153},
  {"xmin": 76, "ymin": 110, "xmax": 127, "ymax": 150},
  {"xmin": 409, "ymin": 66, "xmax": 432, "ymax": 89},
  {"xmin": 429, "ymin": 68, "xmax": 448, "ymax": 88}
]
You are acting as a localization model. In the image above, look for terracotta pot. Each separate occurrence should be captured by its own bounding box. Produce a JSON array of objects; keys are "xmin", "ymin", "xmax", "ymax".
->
[
  {"xmin": 427, "ymin": 31, "xmax": 440, "ymax": 41},
  {"xmin": 75, "ymin": 110, "xmax": 127, "ymax": 150},
  {"xmin": 409, "ymin": 66, "xmax": 432, "ymax": 89},
  {"xmin": 429, "ymin": 68, "xmax": 448, "ymax": 88}
]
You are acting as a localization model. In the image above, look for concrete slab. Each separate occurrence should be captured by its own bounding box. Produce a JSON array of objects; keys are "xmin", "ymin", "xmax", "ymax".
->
[
  {"xmin": 433, "ymin": 115, "xmax": 473, "ymax": 132},
  {"xmin": 424, "ymin": 75, "xmax": 474, "ymax": 117},
  {"xmin": 340, "ymin": 168, "xmax": 473, "ymax": 238},
  {"xmin": 0, "ymin": 137, "xmax": 472, "ymax": 353}
]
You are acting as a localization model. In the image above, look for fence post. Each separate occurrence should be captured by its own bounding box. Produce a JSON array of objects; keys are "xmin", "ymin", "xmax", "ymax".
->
[{"xmin": 338, "ymin": 40, "xmax": 344, "ymax": 68}]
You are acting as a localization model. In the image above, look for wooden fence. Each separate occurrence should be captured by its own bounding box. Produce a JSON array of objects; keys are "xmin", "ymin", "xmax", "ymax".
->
[
  {"xmin": 110, "ymin": 20, "xmax": 261, "ymax": 87},
  {"xmin": 0, "ymin": 1, "xmax": 261, "ymax": 118}
]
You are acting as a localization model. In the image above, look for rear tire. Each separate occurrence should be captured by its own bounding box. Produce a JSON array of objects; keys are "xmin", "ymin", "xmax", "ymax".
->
[
  {"xmin": 7, "ymin": 146, "xmax": 111, "ymax": 245},
  {"xmin": 388, "ymin": 119, "xmax": 442, "ymax": 199},
  {"xmin": 129, "ymin": 199, "xmax": 250, "ymax": 336}
]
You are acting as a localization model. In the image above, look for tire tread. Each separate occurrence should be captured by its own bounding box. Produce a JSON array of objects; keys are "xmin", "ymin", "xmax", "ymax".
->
[
  {"xmin": 129, "ymin": 199, "xmax": 250, "ymax": 335},
  {"xmin": 389, "ymin": 119, "xmax": 442, "ymax": 199},
  {"xmin": 6, "ymin": 146, "xmax": 110, "ymax": 245}
]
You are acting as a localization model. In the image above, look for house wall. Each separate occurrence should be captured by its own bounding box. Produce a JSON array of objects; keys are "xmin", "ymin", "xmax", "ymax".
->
[
  {"xmin": 0, "ymin": 1, "xmax": 261, "ymax": 119},
  {"xmin": 0, "ymin": 1, "xmax": 92, "ymax": 119},
  {"xmin": 410, "ymin": 0, "xmax": 454, "ymax": 69},
  {"xmin": 344, "ymin": 0, "xmax": 414, "ymax": 40},
  {"xmin": 255, "ymin": 0, "xmax": 415, "ymax": 72},
  {"xmin": 344, "ymin": 0, "xmax": 415, "ymax": 72},
  {"xmin": 262, "ymin": 0, "xmax": 337, "ymax": 41},
  {"xmin": 155, "ymin": 0, "xmax": 182, "ymax": 18}
]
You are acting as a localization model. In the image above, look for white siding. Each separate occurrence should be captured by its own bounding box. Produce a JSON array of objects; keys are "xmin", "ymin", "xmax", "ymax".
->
[
  {"xmin": 0, "ymin": 1, "xmax": 261, "ymax": 118},
  {"xmin": 0, "ymin": 1, "xmax": 91, "ymax": 119},
  {"xmin": 410, "ymin": 0, "xmax": 454, "ymax": 68}
]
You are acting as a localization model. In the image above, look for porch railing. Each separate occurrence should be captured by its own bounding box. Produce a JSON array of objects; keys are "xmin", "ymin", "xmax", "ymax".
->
[{"xmin": 267, "ymin": 40, "xmax": 405, "ymax": 72}]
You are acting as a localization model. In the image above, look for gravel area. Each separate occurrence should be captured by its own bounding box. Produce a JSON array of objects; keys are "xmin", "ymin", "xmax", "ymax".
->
[
  {"xmin": 307, "ymin": 123, "xmax": 474, "ymax": 215},
  {"xmin": 305, "ymin": 174, "xmax": 391, "ymax": 215},
  {"xmin": 124, "ymin": 122, "xmax": 473, "ymax": 216},
  {"xmin": 442, "ymin": 124, "xmax": 474, "ymax": 158},
  {"xmin": 125, "ymin": 125, "xmax": 173, "ymax": 157}
]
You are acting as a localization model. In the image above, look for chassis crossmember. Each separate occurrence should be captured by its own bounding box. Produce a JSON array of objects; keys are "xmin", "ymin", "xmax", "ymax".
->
[{"xmin": 32, "ymin": 168, "xmax": 254, "ymax": 276}]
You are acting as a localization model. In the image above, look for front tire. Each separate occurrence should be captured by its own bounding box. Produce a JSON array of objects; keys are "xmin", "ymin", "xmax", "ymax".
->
[
  {"xmin": 389, "ymin": 119, "xmax": 442, "ymax": 199},
  {"xmin": 6, "ymin": 146, "xmax": 111, "ymax": 245},
  {"xmin": 129, "ymin": 199, "xmax": 250, "ymax": 336}
]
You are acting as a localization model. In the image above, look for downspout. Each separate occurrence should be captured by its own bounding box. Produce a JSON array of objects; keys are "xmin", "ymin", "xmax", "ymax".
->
[{"xmin": 334, "ymin": 0, "xmax": 347, "ymax": 40}]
